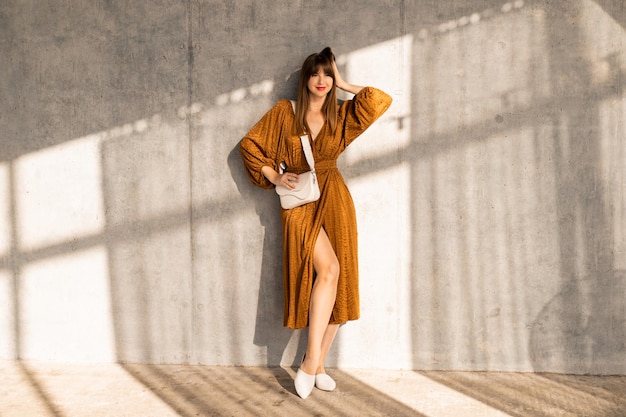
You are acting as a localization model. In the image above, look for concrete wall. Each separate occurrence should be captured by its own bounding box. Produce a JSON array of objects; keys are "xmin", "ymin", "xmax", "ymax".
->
[{"xmin": 1, "ymin": 0, "xmax": 625, "ymax": 374}]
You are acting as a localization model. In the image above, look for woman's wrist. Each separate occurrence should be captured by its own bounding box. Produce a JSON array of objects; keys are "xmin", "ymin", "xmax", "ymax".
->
[{"xmin": 261, "ymin": 165, "xmax": 279, "ymax": 185}]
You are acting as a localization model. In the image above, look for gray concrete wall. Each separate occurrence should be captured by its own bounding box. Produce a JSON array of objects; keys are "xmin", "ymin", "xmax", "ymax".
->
[{"xmin": 1, "ymin": 0, "xmax": 625, "ymax": 374}]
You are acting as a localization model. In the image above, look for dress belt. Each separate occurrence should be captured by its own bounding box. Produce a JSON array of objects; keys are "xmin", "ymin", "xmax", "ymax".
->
[{"xmin": 315, "ymin": 160, "xmax": 337, "ymax": 171}]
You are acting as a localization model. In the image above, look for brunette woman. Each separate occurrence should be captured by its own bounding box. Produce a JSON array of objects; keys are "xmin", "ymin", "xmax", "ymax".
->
[{"xmin": 240, "ymin": 47, "xmax": 391, "ymax": 398}]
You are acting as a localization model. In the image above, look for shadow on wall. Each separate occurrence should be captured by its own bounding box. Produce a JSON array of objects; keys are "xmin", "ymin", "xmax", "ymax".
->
[
  {"xmin": 226, "ymin": 143, "xmax": 295, "ymax": 367},
  {"xmin": 224, "ymin": 69, "xmax": 306, "ymax": 368}
]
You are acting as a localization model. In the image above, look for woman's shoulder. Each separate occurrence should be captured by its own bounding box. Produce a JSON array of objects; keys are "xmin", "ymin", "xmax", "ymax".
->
[
  {"xmin": 258, "ymin": 99, "xmax": 294, "ymax": 121},
  {"xmin": 262, "ymin": 99, "xmax": 292, "ymax": 117},
  {"xmin": 275, "ymin": 99, "xmax": 294, "ymax": 110}
]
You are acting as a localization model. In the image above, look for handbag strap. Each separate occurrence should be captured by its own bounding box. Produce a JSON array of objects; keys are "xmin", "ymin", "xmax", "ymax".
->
[
  {"xmin": 300, "ymin": 135, "xmax": 315, "ymax": 171},
  {"xmin": 279, "ymin": 101, "xmax": 316, "ymax": 174}
]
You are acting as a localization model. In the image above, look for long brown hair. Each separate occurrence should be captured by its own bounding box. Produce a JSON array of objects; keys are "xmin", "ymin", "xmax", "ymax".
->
[{"xmin": 293, "ymin": 47, "xmax": 338, "ymax": 136}]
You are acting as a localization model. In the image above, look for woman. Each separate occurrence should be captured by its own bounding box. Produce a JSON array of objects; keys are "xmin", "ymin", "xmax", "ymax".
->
[{"xmin": 240, "ymin": 47, "xmax": 391, "ymax": 398}]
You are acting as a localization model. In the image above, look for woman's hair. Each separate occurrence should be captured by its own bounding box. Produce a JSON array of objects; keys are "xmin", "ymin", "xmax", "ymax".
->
[{"xmin": 293, "ymin": 47, "xmax": 338, "ymax": 136}]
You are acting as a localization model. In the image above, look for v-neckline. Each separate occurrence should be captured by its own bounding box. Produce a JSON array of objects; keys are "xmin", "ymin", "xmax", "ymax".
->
[
  {"xmin": 306, "ymin": 107, "xmax": 325, "ymax": 142},
  {"xmin": 309, "ymin": 123, "xmax": 324, "ymax": 142}
]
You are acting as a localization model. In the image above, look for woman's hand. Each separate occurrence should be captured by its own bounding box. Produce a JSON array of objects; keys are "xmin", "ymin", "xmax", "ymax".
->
[
  {"xmin": 330, "ymin": 50, "xmax": 364, "ymax": 95},
  {"xmin": 275, "ymin": 172, "xmax": 299, "ymax": 190},
  {"xmin": 331, "ymin": 57, "xmax": 347, "ymax": 91},
  {"xmin": 262, "ymin": 166, "xmax": 299, "ymax": 189}
]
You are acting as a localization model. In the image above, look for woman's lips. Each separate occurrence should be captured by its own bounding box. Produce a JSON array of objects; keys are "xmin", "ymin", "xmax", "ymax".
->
[{"xmin": 316, "ymin": 86, "xmax": 326, "ymax": 91}]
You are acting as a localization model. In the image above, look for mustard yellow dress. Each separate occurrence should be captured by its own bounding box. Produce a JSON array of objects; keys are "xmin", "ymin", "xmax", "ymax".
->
[{"xmin": 240, "ymin": 87, "xmax": 392, "ymax": 329}]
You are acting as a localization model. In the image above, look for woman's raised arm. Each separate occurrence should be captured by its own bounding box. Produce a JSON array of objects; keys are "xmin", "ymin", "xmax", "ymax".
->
[{"xmin": 331, "ymin": 55, "xmax": 364, "ymax": 95}]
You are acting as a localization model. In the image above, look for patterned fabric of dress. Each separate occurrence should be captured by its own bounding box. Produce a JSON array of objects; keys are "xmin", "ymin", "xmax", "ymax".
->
[{"xmin": 240, "ymin": 87, "xmax": 392, "ymax": 329}]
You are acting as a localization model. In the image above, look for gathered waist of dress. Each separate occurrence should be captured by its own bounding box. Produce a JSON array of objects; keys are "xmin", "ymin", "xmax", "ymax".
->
[{"xmin": 290, "ymin": 160, "xmax": 337, "ymax": 173}]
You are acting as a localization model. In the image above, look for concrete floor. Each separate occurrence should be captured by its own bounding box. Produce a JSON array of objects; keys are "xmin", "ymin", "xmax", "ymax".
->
[{"xmin": 1, "ymin": 361, "xmax": 625, "ymax": 417}]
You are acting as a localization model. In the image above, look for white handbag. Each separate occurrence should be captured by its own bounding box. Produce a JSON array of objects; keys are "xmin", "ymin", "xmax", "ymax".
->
[
  {"xmin": 275, "ymin": 134, "xmax": 320, "ymax": 209},
  {"xmin": 275, "ymin": 102, "xmax": 321, "ymax": 209}
]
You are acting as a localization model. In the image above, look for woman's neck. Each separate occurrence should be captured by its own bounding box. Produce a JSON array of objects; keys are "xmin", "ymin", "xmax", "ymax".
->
[{"xmin": 308, "ymin": 96, "xmax": 325, "ymax": 111}]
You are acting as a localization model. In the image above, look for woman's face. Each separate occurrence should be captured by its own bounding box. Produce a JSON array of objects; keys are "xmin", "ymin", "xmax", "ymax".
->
[{"xmin": 307, "ymin": 67, "xmax": 334, "ymax": 100}]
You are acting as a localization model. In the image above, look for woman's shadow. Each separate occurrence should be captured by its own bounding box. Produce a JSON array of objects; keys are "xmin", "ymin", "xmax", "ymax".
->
[{"xmin": 226, "ymin": 68, "xmax": 307, "ymax": 393}]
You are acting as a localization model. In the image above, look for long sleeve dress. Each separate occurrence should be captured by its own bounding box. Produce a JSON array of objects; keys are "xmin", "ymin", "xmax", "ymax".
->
[{"xmin": 240, "ymin": 87, "xmax": 392, "ymax": 329}]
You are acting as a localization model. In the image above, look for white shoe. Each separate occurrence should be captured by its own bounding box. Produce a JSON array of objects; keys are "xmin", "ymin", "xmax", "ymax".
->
[
  {"xmin": 315, "ymin": 373, "xmax": 336, "ymax": 391},
  {"xmin": 294, "ymin": 368, "xmax": 315, "ymax": 399}
]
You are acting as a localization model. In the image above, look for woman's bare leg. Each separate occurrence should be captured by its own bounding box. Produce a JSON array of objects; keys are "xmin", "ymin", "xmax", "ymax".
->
[
  {"xmin": 300, "ymin": 228, "xmax": 339, "ymax": 375},
  {"xmin": 317, "ymin": 323, "xmax": 339, "ymax": 374}
]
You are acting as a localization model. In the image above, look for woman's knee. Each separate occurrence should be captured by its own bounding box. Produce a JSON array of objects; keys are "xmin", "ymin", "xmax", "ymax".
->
[
  {"xmin": 313, "ymin": 228, "xmax": 340, "ymax": 285},
  {"xmin": 318, "ymin": 258, "xmax": 340, "ymax": 285}
]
